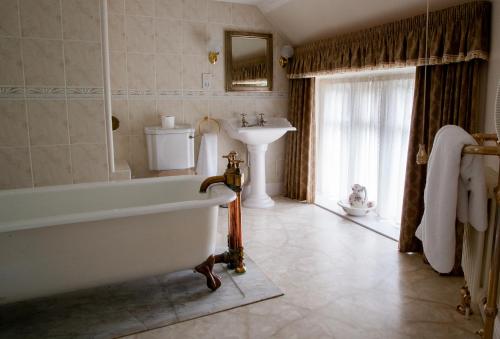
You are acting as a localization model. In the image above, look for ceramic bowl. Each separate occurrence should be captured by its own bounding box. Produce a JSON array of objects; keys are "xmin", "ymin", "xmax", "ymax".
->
[{"xmin": 337, "ymin": 200, "xmax": 376, "ymax": 216}]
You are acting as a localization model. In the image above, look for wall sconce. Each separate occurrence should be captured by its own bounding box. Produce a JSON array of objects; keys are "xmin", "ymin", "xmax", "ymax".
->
[
  {"xmin": 208, "ymin": 39, "xmax": 222, "ymax": 64},
  {"xmin": 279, "ymin": 45, "xmax": 294, "ymax": 68}
]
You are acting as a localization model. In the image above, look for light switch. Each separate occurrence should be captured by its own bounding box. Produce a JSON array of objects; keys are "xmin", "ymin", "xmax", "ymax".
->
[{"xmin": 202, "ymin": 73, "xmax": 212, "ymax": 89}]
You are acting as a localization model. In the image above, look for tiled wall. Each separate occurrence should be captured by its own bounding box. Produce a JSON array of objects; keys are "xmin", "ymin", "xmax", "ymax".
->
[
  {"xmin": 0, "ymin": 0, "xmax": 108, "ymax": 189},
  {"xmin": 0, "ymin": 0, "xmax": 290, "ymax": 190},
  {"xmin": 108, "ymin": 0, "xmax": 289, "ymax": 183}
]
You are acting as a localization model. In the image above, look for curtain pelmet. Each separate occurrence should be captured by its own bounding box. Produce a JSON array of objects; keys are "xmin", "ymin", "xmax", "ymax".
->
[{"xmin": 287, "ymin": 1, "xmax": 491, "ymax": 78}]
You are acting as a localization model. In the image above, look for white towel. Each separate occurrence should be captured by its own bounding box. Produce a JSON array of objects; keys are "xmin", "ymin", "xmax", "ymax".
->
[
  {"xmin": 415, "ymin": 125, "xmax": 488, "ymax": 273},
  {"xmin": 196, "ymin": 133, "xmax": 218, "ymax": 177}
]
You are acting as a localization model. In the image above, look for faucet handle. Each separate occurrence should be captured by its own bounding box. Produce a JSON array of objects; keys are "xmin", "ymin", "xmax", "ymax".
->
[
  {"xmin": 223, "ymin": 151, "xmax": 244, "ymax": 167},
  {"xmin": 258, "ymin": 113, "xmax": 266, "ymax": 126},
  {"xmin": 240, "ymin": 113, "xmax": 247, "ymax": 118},
  {"xmin": 223, "ymin": 151, "xmax": 238, "ymax": 162}
]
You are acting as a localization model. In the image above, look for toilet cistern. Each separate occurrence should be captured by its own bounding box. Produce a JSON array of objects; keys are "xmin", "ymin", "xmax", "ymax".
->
[
  {"xmin": 144, "ymin": 125, "xmax": 195, "ymax": 171},
  {"xmin": 221, "ymin": 117, "xmax": 296, "ymax": 208}
]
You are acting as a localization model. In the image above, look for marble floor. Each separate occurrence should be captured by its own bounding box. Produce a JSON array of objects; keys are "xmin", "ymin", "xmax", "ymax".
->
[{"xmin": 123, "ymin": 197, "xmax": 482, "ymax": 339}]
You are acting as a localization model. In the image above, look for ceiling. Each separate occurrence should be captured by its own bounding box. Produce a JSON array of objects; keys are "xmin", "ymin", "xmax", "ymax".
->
[{"xmin": 217, "ymin": 0, "xmax": 471, "ymax": 45}]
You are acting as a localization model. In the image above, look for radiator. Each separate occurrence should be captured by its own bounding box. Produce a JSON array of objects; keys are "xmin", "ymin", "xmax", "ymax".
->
[{"xmin": 462, "ymin": 167, "xmax": 498, "ymax": 330}]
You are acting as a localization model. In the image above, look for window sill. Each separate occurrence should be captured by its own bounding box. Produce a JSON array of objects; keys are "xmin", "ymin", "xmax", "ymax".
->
[{"xmin": 315, "ymin": 195, "xmax": 400, "ymax": 241}]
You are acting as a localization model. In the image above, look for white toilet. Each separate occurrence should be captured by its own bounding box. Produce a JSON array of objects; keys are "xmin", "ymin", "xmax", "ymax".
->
[{"xmin": 144, "ymin": 125, "xmax": 195, "ymax": 174}]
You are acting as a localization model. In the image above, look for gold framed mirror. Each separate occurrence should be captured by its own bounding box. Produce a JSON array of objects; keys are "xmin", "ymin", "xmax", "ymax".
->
[{"xmin": 225, "ymin": 31, "xmax": 273, "ymax": 92}]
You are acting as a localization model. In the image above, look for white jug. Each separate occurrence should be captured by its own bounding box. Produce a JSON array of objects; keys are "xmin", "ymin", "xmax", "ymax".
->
[{"xmin": 349, "ymin": 184, "xmax": 367, "ymax": 208}]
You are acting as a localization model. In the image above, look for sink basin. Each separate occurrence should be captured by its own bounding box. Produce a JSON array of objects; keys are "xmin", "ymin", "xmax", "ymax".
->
[
  {"xmin": 220, "ymin": 117, "xmax": 296, "ymax": 209},
  {"xmin": 221, "ymin": 118, "xmax": 296, "ymax": 145}
]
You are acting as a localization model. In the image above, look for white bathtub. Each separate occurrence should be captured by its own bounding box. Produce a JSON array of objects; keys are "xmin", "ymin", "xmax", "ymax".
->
[{"xmin": 0, "ymin": 176, "xmax": 236, "ymax": 304}]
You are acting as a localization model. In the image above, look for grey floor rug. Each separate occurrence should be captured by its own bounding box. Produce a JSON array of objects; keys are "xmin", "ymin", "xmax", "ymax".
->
[{"xmin": 0, "ymin": 256, "xmax": 283, "ymax": 339}]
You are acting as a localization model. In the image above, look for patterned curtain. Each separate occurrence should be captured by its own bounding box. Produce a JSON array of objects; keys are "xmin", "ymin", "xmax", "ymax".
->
[
  {"xmin": 287, "ymin": 1, "xmax": 490, "ymax": 78},
  {"xmin": 284, "ymin": 78, "xmax": 316, "ymax": 202},
  {"xmin": 399, "ymin": 60, "xmax": 483, "ymax": 273}
]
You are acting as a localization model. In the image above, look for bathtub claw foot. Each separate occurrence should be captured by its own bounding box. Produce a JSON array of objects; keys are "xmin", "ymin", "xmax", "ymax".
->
[
  {"xmin": 195, "ymin": 255, "xmax": 222, "ymax": 291},
  {"xmin": 214, "ymin": 249, "xmax": 246, "ymax": 273},
  {"xmin": 214, "ymin": 252, "xmax": 230, "ymax": 265}
]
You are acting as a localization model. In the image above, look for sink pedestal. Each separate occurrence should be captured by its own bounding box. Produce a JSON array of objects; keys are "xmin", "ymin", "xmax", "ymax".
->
[
  {"xmin": 244, "ymin": 144, "xmax": 274, "ymax": 208},
  {"xmin": 219, "ymin": 117, "xmax": 296, "ymax": 209}
]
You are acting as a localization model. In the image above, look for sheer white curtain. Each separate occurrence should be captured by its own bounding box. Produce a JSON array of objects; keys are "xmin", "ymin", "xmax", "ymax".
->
[{"xmin": 316, "ymin": 68, "xmax": 415, "ymax": 223}]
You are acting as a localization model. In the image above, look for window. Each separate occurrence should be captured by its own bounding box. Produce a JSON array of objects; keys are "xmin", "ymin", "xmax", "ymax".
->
[{"xmin": 316, "ymin": 68, "xmax": 415, "ymax": 231}]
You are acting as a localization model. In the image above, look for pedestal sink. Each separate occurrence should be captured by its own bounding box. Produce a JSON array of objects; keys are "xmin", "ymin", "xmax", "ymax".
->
[{"xmin": 221, "ymin": 117, "xmax": 296, "ymax": 208}]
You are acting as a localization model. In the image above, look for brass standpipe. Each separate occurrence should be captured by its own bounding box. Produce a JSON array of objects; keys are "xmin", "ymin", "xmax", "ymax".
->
[{"xmin": 199, "ymin": 151, "xmax": 246, "ymax": 274}]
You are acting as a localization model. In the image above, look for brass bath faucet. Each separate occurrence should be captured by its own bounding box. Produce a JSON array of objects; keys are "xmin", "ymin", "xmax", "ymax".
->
[
  {"xmin": 199, "ymin": 151, "xmax": 246, "ymax": 274},
  {"xmin": 199, "ymin": 151, "xmax": 244, "ymax": 193}
]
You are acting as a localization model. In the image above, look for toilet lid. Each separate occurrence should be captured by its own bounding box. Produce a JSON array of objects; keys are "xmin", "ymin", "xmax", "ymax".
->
[{"xmin": 144, "ymin": 125, "xmax": 194, "ymax": 135}]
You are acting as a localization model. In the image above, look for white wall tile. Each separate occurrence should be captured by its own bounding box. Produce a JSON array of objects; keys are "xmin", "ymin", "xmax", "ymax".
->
[
  {"xmin": 31, "ymin": 145, "xmax": 73, "ymax": 186},
  {"xmin": 155, "ymin": 0, "xmax": 183, "ymax": 19},
  {"xmin": 231, "ymin": 3, "xmax": 255, "ymax": 28},
  {"xmin": 156, "ymin": 54, "xmax": 182, "ymax": 90},
  {"xmin": 0, "ymin": 101, "xmax": 28, "ymax": 146},
  {"xmin": 68, "ymin": 99, "xmax": 106, "ymax": 144},
  {"xmin": 113, "ymin": 133, "xmax": 130, "ymax": 160},
  {"xmin": 0, "ymin": 37, "xmax": 24, "ymax": 86},
  {"xmin": 27, "ymin": 100, "xmax": 68, "ymax": 145},
  {"xmin": 71, "ymin": 143, "xmax": 108, "ymax": 183},
  {"xmin": 126, "ymin": 15, "xmax": 155, "ymax": 53},
  {"xmin": 183, "ymin": 98, "xmax": 208, "ymax": 126},
  {"xmin": 62, "ymin": 0, "xmax": 100, "ymax": 41},
  {"xmin": 129, "ymin": 134, "xmax": 150, "ymax": 177},
  {"xmin": 182, "ymin": 21, "xmax": 206, "ymax": 55},
  {"xmin": 23, "ymin": 39, "xmax": 65, "ymax": 86},
  {"xmin": 208, "ymin": 1, "xmax": 231, "ymax": 24},
  {"xmin": 0, "ymin": 0, "xmax": 20, "ymax": 37},
  {"xmin": 208, "ymin": 98, "xmax": 230, "ymax": 119},
  {"xmin": 183, "ymin": 0, "xmax": 207, "ymax": 22},
  {"xmin": 20, "ymin": 0, "xmax": 62, "ymax": 39},
  {"xmin": 128, "ymin": 99, "xmax": 157, "ymax": 134},
  {"xmin": 0, "ymin": 147, "xmax": 32, "ymax": 189},
  {"xmin": 157, "ymin": 99, "xmax": 183, "ymax": 122},
  {"xmin": 127, "ymin": 53, "xmax": 155, "ymax": 90},
  {"xmin": 109, "ymin": 0, "xmax": 125, "ymax": 14},
  {"xmin": 64, "ymin": 41, "xmax": 103, "ymax": 87},
  {"xmin": 181, "ymin": 54, "xmax": 207, "ymax": 90},
  {"xmin": 156, "ymin": 19, "xmax": 182, "ymax": 53},
  {"xmin": 110, "ymin": 51, "xmax": 127, "ymax": 89},
  {"xmin": 125, "ymin": 0, "xmax": 155, "ymax": 16},
  {"xmin": 109, "ymin": 14, "xmax": 126, "ymax": 51}
]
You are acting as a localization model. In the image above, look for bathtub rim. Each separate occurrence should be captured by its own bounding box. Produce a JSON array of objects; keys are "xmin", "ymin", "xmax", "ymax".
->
[{"xmin": 0, "ymin": 176, "xmax": 236, "ymax": 233}]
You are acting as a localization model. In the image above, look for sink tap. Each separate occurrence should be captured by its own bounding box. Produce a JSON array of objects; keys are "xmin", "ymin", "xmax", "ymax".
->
[
  {"xmin": 257, "ymin": 113, "xmax": 267, "ymax": 127},
  {"xmin": 240, "ymin": 113, "xmax": 248, "ymax": 127}
]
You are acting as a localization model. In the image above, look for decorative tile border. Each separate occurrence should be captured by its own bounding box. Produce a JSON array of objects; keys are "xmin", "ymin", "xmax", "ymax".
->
[
  {"xmin": 126, "ymin": 89, "xmax": 287, "ymax": 99},
  {"xmin": 26, "ymin": 87, "xmax": 66, "ymax": 98},
  {"xmin": 0, "ymin": 87, "xmax": 105, "ymax": 99},
  {"xmin": 66, "ymin": 87, "xmax": 104, "ymax": 98},
  {"xmin": 128, "ymin": 89, "xmax": 155, "ymax": 96},
  {"xmin": 0, "ymin": 87, "xmax": 287, "ymax": 100},
  {"xmin": 0, "ymin": 86, "xmax": 25, "ymax": 98}
]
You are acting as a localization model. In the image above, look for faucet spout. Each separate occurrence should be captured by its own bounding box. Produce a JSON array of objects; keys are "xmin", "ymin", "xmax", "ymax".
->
[{"xmin": 199, "ymin": 175, "xmax": 225, "ymax": 193}]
